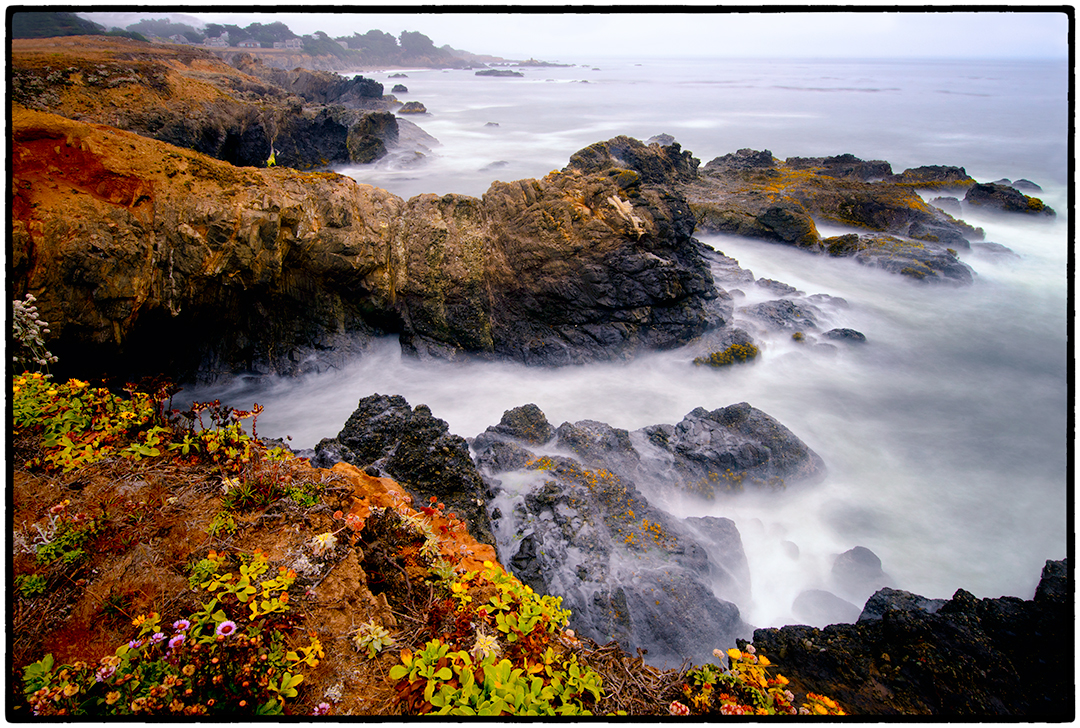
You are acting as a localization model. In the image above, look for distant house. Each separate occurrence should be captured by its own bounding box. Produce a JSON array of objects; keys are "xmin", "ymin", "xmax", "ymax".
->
[
  {"xmin": 337, "ymin": 40, "xmax": 349, "ymax": 49},
  {"xmin": 284, "ymin": 38, "xmax": 303, "ymax": 49},
  {"xmin": 237, "ymin": 40, "xmax": 260, "ymax": 48},
  {"xmin": 203, "ymin": 36, "xmax": 228, "ymax": 47}
]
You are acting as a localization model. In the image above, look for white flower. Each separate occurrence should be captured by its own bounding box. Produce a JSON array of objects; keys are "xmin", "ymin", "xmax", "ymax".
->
[
  {"xmin": 470, "ymin": 631, "xmax": 500, "ymax": 661},
  {"xmin": 311, "ymin": 532, "xmax": 337, "ymax": 556}
]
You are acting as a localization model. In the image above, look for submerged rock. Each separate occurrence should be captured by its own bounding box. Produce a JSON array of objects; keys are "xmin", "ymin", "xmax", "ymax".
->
[
  {"xmin": 752, "ymin": 559, "xmax": 1071, "ymax": 716},
  {"xmin": 831, "ymin": 546, "xmax": 894, "ymax": 604},
  {"xmin": 792, "ymin": 589, "xmax": 862, "ymax": 626}
]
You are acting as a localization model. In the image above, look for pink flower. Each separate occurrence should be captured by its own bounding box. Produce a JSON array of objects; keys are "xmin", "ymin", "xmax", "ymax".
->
[
  {"xmin": 149, "ymin": 632, "xmax": 166, "ymax": 644},
  {"xmin": 168, "ymin": 634, "xmax": 186, "ymax": 651},
  {"xmin": 669, "ymin": 700, "xmax": 691, "ymax": 716},
  {"xmin": 312, "ymin": 702, "xmax": 332, "ymax": 715},
  {"xmin": 215, "ymin": 620, "xmax": 238, "ymax": 638},
  {"xmin": 172, "ymin": 619, "xmax": 191, "ymax": 631}
]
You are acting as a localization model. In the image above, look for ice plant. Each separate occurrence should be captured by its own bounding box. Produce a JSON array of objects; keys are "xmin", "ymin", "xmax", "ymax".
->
[{"xmin": 669, "ymin": 700, "xmax": 691, "ymax": 715}]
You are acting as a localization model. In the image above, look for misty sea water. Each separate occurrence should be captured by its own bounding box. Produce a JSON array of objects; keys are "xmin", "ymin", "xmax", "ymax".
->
[{"xmin": 186, "ymin": 56, "xmax": 1069, "ymax": 630}]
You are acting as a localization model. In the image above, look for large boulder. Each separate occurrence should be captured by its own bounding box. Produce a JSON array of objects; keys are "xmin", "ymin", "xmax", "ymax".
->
[
  {"xmin": 964, "ymin": 182, "xmax": 1056, "ymax": 216},
  {"xmin": 636, "ymin": 403, "xmax": 827, "ymax": 494},
  {"xmin": 751, "ymin": 559, "xmax": 1071, "ymax": 716},
  {"xmin": 314, "ymin": 394, "xmax": 493, "ymax": 545}
]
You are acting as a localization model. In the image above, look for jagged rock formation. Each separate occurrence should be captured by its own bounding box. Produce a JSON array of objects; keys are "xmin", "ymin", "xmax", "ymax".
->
[
  {"xmin": 471, "ymin": 401, "xmax": 825, "ymax": 666},
  {"xmin": 311, "ymin": 394, "xmax": 494, "ymax": 546},
  {"xmin": 752, "ymin": 559, "xmax": 1072, "ymax": 717},
  {"xmin": 10, "ymin": 36, "xmax": 401, "ymax": 170},
  {"xmin": 472, "ymin": 404, "xmax": 761, "ymax": 668},
  {"xmin": 11, "ymin": 109, "xmax": 726, "ymax": 380}
]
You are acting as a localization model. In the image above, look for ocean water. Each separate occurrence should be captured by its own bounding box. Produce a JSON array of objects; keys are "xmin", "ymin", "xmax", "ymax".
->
[{"xmin": 185, "ymin": 57, "xmax": 1069, "ymax": 629}]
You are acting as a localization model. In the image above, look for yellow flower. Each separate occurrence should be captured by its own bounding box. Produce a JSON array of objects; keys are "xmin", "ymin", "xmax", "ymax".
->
[
  {"xmin": 758, "ymin": 655, "xmax": 771, "ymax": 666},
  {"xmin": 106, "ymin": 691, "xmax": 121, "ymax": 705},
  {"xmin": 62, "ymin": 683, "xmax": 79, "ymax": 697},
  {"xmin": 727, "ymin": 648, "xmax": 743, "ymax": 661}
]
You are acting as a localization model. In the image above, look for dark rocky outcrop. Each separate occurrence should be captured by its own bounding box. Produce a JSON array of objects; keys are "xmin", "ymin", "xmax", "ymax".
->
[
  {"xmin": 964, "ymin": 182, "xmax": 1056, "ymax": 216},
  {"xmin": 786, "ymin": 153, "xmax": 892, "ymax": 180},
  {"xmin": 739, "ymin": 298, "xmax": 821, "ymax": 333},
  {"xmin": 391, "ymin": 84, "xmax": 408, "ymax": 93},
  {"xmin": 231, "ymin": 54, "xmax": 385, "ymax": 107},
  {"xmin": 752, "ymin": 559, "xmax": 1072, "ymax": 717},
  {"xmin": 885, "ymin": 165, "xmax": 975, "ymax": 188},
  {"xmin": 313, "ymin": 394, "xmax": 493, "ymax": 545},
  {"xmin": 823, "ymin": 233, "xmax": 974, "ymax": 284},
  {"xmin": 683, "ymin": 151, "xmax": 993, "ymax": 284},
  {"xmin": 475, "ymin": 69, "xmax": 524, "ymax": 77},
  {"xmin": 397, "ymin": 101, "xmax": 427, "ymax": 114},
  {"xmin": 991, "ymin": 177, "xmax": 1042, "ymax": 192},
  {"xmin": 823, "ymin": 328, "xmax": 867, "ymax": 343}
]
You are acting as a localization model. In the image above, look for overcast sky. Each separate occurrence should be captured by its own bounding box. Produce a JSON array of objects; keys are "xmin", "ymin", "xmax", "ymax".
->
[{"xmin": 75, "ymin": 8, "xmax": 1068, "ymax": 61}]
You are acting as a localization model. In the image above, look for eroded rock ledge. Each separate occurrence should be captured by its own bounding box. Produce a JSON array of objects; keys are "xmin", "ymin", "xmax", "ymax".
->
[
  {"xmin": 12, "ymin": 111, "xmax": 725, "ymax": 381},
  {"xmin": 680, "ymin": 149, "xmax": 1052, "ymax": 284}
]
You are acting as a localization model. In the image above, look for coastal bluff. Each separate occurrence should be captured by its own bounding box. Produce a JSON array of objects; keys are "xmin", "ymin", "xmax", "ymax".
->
[{"xmin": 12, "ymin": 110, "xmax": 725, "ymax": 381}]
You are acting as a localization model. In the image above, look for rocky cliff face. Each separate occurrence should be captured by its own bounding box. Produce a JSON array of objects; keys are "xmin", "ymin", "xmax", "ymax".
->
[{"xmin": 12, "ymin": 109, "xmax": 727, "ymax": 381}]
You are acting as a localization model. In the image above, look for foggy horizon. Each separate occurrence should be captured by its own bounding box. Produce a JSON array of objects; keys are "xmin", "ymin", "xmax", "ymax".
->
[{"xmin": 71, "ymin": 9, "xmax": 1069, "ymax": 62}]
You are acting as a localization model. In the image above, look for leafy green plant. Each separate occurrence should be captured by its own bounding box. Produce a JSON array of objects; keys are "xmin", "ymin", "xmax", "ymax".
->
[
  {"xmin": 352, "ymin": 620, "xmax": 395, "ymax": 658},
  {"xmin": 15, "ymin": 573, "xmax": 47, "ymax": 598}
]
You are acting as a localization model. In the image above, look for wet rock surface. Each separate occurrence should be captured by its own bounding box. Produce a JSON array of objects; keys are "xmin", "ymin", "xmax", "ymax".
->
[
  {"xmin": 474, "ymin": 428, "xmax": 754, "ymax": 668},
  {"xmin": 752, "ymin": 559, "xmax": 1071, "ymax": 717},
  {"xmin": 964, "ymin": 182, "xmax": 1056, "ymax": 216},
  {"xmin": 471, "ymin": 401, "xmax": 827, "ymax": 667}
]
